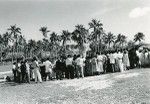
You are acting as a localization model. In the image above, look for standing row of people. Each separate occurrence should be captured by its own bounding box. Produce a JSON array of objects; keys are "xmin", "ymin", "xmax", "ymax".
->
[
  {"xmin": 12, "ymin": 60, "xmax": 30, "ymax": 83},
  {"xmin": 85, "ymin": 50, "xmax": 130, "ymax": 76},
  {"xmin": 12, "ymin": 50, "xmax": 130, "ymax": 83}
]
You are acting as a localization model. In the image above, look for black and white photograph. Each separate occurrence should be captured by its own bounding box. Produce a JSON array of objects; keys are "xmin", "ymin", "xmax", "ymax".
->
[{"xmin": 0, "ymin": 0, "xmax": 150, "ymax": 104}]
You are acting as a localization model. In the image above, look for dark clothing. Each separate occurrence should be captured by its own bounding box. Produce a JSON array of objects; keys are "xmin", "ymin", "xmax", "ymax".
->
[
  {"xmin": 66, "ymin": 65, "xmax": 74, "ymax": 79},
  {"xmin": 40, "ymin": 66, "xmax": 46, "ymax": 81},
  {"xmin": 17, "ymin": 71, "xmax": 21, "ymax": 83},
  {"xmin": 20, "ymin": 63, "xmax": 26, "ymax": 83},
  {"xmin": 110, "ymin": 63, "xmax": 115, "ymax": 73},
  {"xmin": 16, "ymin": 63, "xmax": 21, "ymax": 83},
  {"xmin": 128, "ymin": 49, "xmax": 137, "ymax": 69},
  {"xmin": 55, "ymin": 60, "xmax": 66, "ymax": 80},
  {"xmin": 12, "ymin": 69, "xmax": 17, "ymax": 82}
]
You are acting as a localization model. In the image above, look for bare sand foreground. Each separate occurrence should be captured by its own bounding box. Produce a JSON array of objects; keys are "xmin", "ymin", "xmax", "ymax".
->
[{"xmin": 0, "ymin": 68, "xmax": 150, "ymax": 104}]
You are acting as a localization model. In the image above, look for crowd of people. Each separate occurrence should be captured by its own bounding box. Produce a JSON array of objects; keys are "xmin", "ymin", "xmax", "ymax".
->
[{"xmin": 11, "ymin": 49, "xmax": 133, "ymax": 84}]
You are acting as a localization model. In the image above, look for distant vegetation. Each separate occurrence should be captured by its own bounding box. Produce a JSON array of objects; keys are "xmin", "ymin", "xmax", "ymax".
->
[{"xmin": 0, "ymin": 19, "xmax": 145, "ymax": 62}]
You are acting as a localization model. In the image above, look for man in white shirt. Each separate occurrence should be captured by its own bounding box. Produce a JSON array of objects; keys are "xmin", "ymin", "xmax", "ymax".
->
[
  {"xmin": 109, "ymin": 52, "xmax": 115, "ymax": 72},
  {"xmin": 43, "ymin": 58, "xmax": 53, "ymax": 81},
  {"xmin": 75, "ymin": 55, "xmax": 85, "ymax": 78}
]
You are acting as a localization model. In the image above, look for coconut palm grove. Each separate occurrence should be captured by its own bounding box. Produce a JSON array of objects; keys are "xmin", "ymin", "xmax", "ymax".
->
[{"xmin": 0, "ymin": 19, "xmax": 146, "ymax": 62}]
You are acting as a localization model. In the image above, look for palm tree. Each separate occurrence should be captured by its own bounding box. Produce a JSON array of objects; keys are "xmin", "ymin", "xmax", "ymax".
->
[
  {"xmin": 42, "ymin": 38, "xmax": 49, "ymax": 51},
  {"xmin": 61, "ymin": 30, "xmax": 71, "ymax": 46},
  {"xmin": 134, "ymin": 32, "xmax": 145, "ymax": 44},
  {"xmin": 50, "ymin": 32, "xmax": 61, "ymax": 57},
  {"xmin": 18, "ymin": 35, "xmax": 26, "ymax": 53},
  {"xmin": 88, "ymin": 19, "xmax": 104, "ymax": 52},
  {"xmin": 39, "ymin": 27, "xmax": 50, "ymax": 38},
  {"xmin": 60, "ymin": 30, "xmax": 71, "ymax": 55},
  {"xmin": 115, "ymin": 34, "xmax": 127, "ymax": 49},
  {"xmin": 2, "ymin": 32, "xmax": 12, "ymax": 47},
  {"xmin": 104, "ymin": 32, "xmax": 116, "ymax": 49},
  {"xmin": 8, "ymin": 25, "xmax": 21, "ymax": 55},
  {"xmin": 28, "ymin": 39, "xmax": 37, "ymax": 57},
  {"xmin": 36, "ymin": 40, "xmax": 43, "ymax": 58},
  {"xmin": 72, "ymin": 24, "xmax": 88, "ymax": 56},
  {"xmin": 50, "ymin": 32, "xmax": 60, "ymax": 44}
]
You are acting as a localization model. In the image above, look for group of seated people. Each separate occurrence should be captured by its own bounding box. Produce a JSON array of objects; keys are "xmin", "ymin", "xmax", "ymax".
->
[{"xmin": 11, "ymin": 50, "xmax": 131, "ymax": 83}]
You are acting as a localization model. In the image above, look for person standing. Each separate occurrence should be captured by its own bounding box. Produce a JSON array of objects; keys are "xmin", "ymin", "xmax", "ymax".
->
[
  {"xmin": 113, "ymin": 51, "xmax": 119, "ymax": 72},
  {"xmin": 145, "ymin": 49, "xmax": 149, "ymax": 67},
  {"xmin": 123, "ymin": 50, "xmax": 130, "ymax": 70},
  {"xmin": 66, "ymin": 55, "xmax": 74, "ymax": 79},
  {"xmin": 20, "ymin": 61, "xmax": 26, "ymax": 83},
  {"xmin": 39, "ymin": 59, "xmax": 46, "ymax": 81},
  {"xmin": 97, "ymin": 52, "xmax": 104, "ymax": 74},
  {"xmin": 118, "ymin": 51, "xmax": 124, "ymax": 72},
  {"xmin": 16, "ymin": 59, "xmax": 21, "ymax": 83},
  {"xmin": 25, "ymin": 60, "xmax": 30, "ymax": 83},
  {"xmin": 32, "ymin": 57, "xmax": 42, "ymax": 83},
  {"xmin": 44, "ymin": 58, "xmax": 53, "ymax": 81},
  {"xmin": 12, "ymin": 62, "xmax": 17, "ymax": 82},
  {"xmin": 75, "ymin": 55, "xmax": 85, "ymax": 78},
  {"xmin": 102, "ymin": 53, "xmax": 108, "ymax": 74},
  {"xmin": 138, "ymin": 50, "xmax": 142, "ymax": 68},
  {"xmin": 55, "ymin": 57, "xmax": 62, "ymax": 80},
  {"xmin": 109, "ymin": 52, "xmax": 115, "ymax": 73},
  {"xmin": 91, "ymin": 55, "xmax": 98, "ymax": 75}
]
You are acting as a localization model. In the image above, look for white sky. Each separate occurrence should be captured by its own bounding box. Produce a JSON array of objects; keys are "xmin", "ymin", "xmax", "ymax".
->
[{"xmin": 0, "ymin": 0, "xmax": 150, "ymax": 43}]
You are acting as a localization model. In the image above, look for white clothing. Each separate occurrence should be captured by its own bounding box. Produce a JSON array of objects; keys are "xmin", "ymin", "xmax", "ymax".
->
[
  {"xmin": 44, "ymin": 60, "xmax": 53, "ymax": 73},
  {"xmin": 32, "ymin": 61, "xmax": 39, "ymax": 69},
  {"xmin": 109, "ymin": 54, "xmax": 115, "ymax": 64},
  {"xmin": 66, "ymin": 58, "xmax": 73, "ymax": 66},
  {"xmin": 34, "ymin": 68, "xmax": 42, "ymax": 82},
  {"xmin": 75, "ymin": 57, "xmax": 85, "ymax": 66},
  {"xmin": 12, "ymin": 65, "xmax": 16, "ymax": 70},
  {"xmin": 32, "ymin": 61, "xmax": 42, "ymax": 82},
  {"xmin": 118, "ymin": 53, "xmax": 124, "ymax": 72},
  {"xmin": 18, "ymin": 63, "xmax": 21, "ymax": 67},
  {"xmin": 97, "ymin": 55, "xmax": 103, "ymax": 72},
  {"xmin": 26, "ymin": 63, "xmax": 30, "ymax": 73},
  {"xmin": 113, "ymin": 53, "xmax": 118, "ymax": 59}
]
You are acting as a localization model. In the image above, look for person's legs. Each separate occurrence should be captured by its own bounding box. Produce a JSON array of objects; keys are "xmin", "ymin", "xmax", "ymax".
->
[
  {"xmin": 75, "ymin": 65, "xmax": 80, "ymax": 78},
  {"xmin": 47, "ymin": 72, "xmax": 53, "ymax": 80},
  {"xmin": 80, "ymin": 66, "xmax": 84, "ymax": 78},
  {"xmin": 66, "ymin": 66, "xmax": 70, "ymax": 79},
  {"xmin": 13, "ymin": 70, "xmax": 17, "ymax": 82},
  {"xmin": 37, "ymin": 70, "xmax": 42, "ymax": 82},
  {"xmin": 70, "ymin": 65, "xmax": 74, "ymax": 79},
  {"xmin": 45, "ymin": 72, "xmax": 50, "ymax": 81},
  {"xmin": 17, "ymin": 71, "xmax": 21, "ymax": 83},
  {"xmin": 78, "ymin": 66, "xmax": 82, "ymax": 78},
  {"xmin": 111, "ymin": 64, "xmax": 115, "ymax": 73},
  {"xmin": 58, "ymin": 70, "xmax": 63, "ymax": 80},
  {"xmin": 34, "ymin": 69, "xmax": 38, "ymax": 83},
  {"xmin": 21, "ymin": 72, "xmax": 26, "ymax": 83},
  {"xmin": 26, "ymin": 72, "xmax": 30, "ymax": 83}
]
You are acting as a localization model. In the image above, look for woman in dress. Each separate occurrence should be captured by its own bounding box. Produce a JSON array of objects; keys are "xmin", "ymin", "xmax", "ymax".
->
[
  {"xmin": 91, "ymin": 55, "xmax": 98, "ymax": 75},
  {"xmin": 117, "ymin": 51, "xmax": 124, "ymax": 72},
  {"xmin": 123, "ymin": 50, "xmax": 130, "ymax": 70},
  {"xmin": 32, "ymin": 57, "xmax": 42, "ymax": 83},
  {"xmin": 97, "ymin": 52, "xmax": 104, "ymax": 74}
]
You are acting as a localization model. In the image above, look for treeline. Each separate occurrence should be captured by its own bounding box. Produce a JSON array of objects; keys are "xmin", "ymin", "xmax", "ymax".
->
[{"xmin": 0, "ymin": 19, "xmax": 145, "ymax": 62}]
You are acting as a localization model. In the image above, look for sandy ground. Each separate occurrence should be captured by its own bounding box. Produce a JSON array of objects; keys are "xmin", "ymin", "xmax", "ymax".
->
[{"xmin": 0, "ymin": 68, "xmax": 150, "ymax": 104}]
